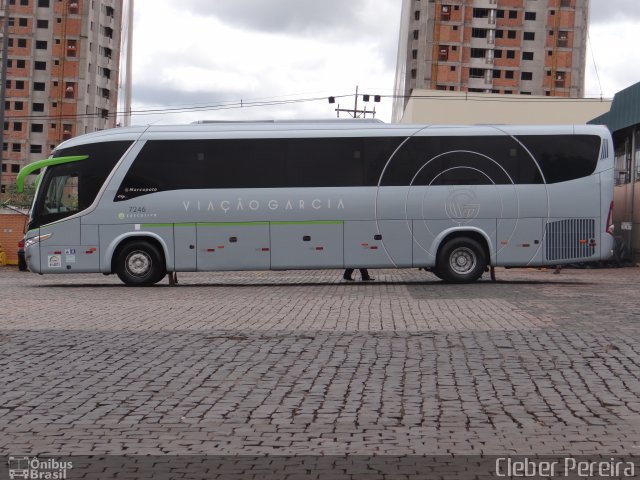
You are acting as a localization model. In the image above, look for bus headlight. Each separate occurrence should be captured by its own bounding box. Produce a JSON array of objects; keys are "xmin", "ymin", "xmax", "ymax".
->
[{"xmin": 25, "ymin": 233, "xmax": 52, "ymax": 249}]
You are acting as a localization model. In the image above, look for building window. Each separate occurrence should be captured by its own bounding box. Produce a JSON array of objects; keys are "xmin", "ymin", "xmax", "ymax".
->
[
  {"xmin": 12, "ymin": 143, "xmax": 21, "ymax": 152},
  {"xmin": 521, "ymin": 72, "xmax": 533, "ymax": 81},
  {"xmin": 494, "ymin": 49, "xmax": 503, "ymax": 58},
  {"xmin": 15, "ymin": 80, "xmax": 25, "ymax": 89},
  {"xmin": 30, "ymin": 145, "xmax": 43, "ymax": 154},
  {"xmin": 525, "ymin": 12, "xmax": 537, "ymax": 21},
  {"xmin": 412, "ymin": 49, "xmax": 417, "ymax": 60},
  {"xmin": 67, "ymin": 39, "xmax": 77, "ymax": 57},
  {"xmin": 17, "ymin": 38, "xmax": 27, "ymax": 48},
  {"xmin": 11, "ymin": 164, "xmax": 20, "ymax": 173},
  {"xmin": 493, "ymin": 70, "xmax": 501, "ymax": 79},
  {"xmin": 411, "ymin": 69, "xmax": 417, "ymax": 79},
  {"xmin": 506, "ymin": 50, "xmax": 515, "ymax": 59},
  {"xmin": 34, "ymin": 61, "xmax": 47, "ymax": 70},
  {"xmin": 558, "ymin": 31, "xmax": 569, "ymax": 47},
  {"xmin": 65, "ymin": 82, "xmax": 75, "ymax": 99},
  {"xmin": 523, "ymin": 52, "xmax": 534, "ymax": 60},
  {"xmin": 469, "ymin": 68, "xmax": 485, "ymax": 78},
  {"xmin": 507, "ymin": 30, "xmax": 517, "ymax": 39},
  {"xmin": 36, "ymin": 40, "xmax": 48, "ymax": 49},
  {"xmin": 505, "ymin": 71, "xmax": 514, "ymax": 79},
  {"xmin": 19, "ymin": 18, "xmax": 28, "ymax": 27},
  {"xmin": 31, "ymin": 123, "xmax": 44, "ymax": 133},
  {"xmin": 441, "ymin": 5, "xmax": 451, "ymax": 20},
  {"xmin": 36, "ymin": 19, "xmax": 48, "ymax": 28},
  {"xmin": 38, "ymin": 0, "xmax": 50, "ymax": 6},
  {"xmin": 472, "ymin": 28, "xmax": 488, "ymax": 38},
  {"xmin": 496, "ymin": 10, "xmax": 504, "ymax": 18},
  {"xmin": 20, "ymin": 0, "xmax": 28, "ymax": 5},
  {"xmin": 414, "ymin": 10, "xmax": 420, "ymax": 20},
  {"xmin": 13, "ymin": 122, "xmax": 22, "ymax": 131},
  {"xmin": 495, "ymin": 30, "xmax": 504, "ymax": 38},
  {"xmin": 509, "ymin": 10, "xmax": 518, "ymax": 19},
  {"xmin": 413, "ymin": 30, "xmax": 419, "ymax": 40},
  {"xmin": 16, "ymin": 59, "xmax": 26, "ymax": 68},
  {"xmin": 34, "ymin": 82, "xmax": 45, "ymax": 91},
  {"xmin": 14, "ymin": 101, "xmax": 23, "ymax": 110},
  {"xmin": 524, "ymin": 32, "xmax": 535, "ymax": 41},
  {"xmin": 32, "ymin": 102, "xmax": 45, "ymax": 112}
]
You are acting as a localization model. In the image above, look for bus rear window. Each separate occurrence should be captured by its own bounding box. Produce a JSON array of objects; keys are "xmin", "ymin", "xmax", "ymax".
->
[{"xmin": 516, "ymin": 135, "xmax": 601, "ymax": 184}]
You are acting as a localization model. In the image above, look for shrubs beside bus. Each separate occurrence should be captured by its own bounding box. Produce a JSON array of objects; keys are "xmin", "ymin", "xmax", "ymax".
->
[{"xmin": 17, "ymin": 122, "xmax": 614, "ymax": 286}]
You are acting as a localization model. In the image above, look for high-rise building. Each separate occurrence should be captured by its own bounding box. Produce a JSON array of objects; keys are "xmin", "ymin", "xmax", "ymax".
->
[
  {"xmin": 393, "ymin": 0, "xmax": 589, "ymax": 121},
  {"xmin": 0, "ymin": 0, "xmax": 123, "ymax": 193}
]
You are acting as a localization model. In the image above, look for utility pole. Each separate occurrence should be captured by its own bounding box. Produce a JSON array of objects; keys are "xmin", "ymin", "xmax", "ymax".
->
[
  {"xmin": 328, "ymin": 86, "xmax": 380, "ymax": 119},
  {"xmin": 123, "ymin": 0, "xmax": 133, "ymax": 127},
  {"xmin": 0, "ymin": 0, "xmax": 10, "ymax": 193}
]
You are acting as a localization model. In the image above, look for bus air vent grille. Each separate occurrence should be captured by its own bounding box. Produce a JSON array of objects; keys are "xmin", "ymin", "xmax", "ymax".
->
[
  {"xmin": 600, "ymin": 139, "xmax": 609, "ymax": 160},
  {"xmin": 545, "ymin": 219, "xmax": 596, "ymax": 261}
]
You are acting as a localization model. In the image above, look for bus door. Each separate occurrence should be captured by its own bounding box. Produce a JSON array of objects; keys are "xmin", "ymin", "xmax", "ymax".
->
[{"xmin": 174, "ymin": 224, "xmax": 197, "ymax": 271}]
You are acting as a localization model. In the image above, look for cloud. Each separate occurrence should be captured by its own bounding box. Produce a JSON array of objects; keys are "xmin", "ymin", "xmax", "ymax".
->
[
  {"xmin": 589, "ymin": 0, "xmax": 640, "ymax": 24},
  {"xmin": 180, "ymin": 0, "xmax": 367, "ymax": 35}
]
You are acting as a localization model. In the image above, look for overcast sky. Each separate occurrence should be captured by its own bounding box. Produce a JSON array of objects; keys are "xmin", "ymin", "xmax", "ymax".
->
[{"xmin": 126, "ymin": 0, "xmax": 640, "ymax": 125}]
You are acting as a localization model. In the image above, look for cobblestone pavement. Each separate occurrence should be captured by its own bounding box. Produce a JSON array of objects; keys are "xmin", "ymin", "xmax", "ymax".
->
[{"xmin": 1, "ymin": 266, "xmax": 640, "ymax": 456}]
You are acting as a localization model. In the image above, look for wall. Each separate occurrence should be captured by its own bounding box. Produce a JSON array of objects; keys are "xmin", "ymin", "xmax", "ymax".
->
[
  {"xmin": 0, "ymin": 211, "xmax": 28, "ymax": 265},
  {"xmin": 401, "ymin": 89, "xmax": 611, "ymax": 124}
]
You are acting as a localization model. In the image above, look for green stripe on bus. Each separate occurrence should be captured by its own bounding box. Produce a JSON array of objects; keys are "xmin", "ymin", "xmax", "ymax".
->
[
  {"xmin": 142, "ymin": 221, "xmax": 344, "ymax": 228},
  {"xmin": 270, "ymin": 221, "xmax": 344, "ymax": 226},
  {"xmin": 198, "ymin": 222, "xmax": 270, "ymax": 227},
  {"xmin": 16, "ymin": 155, "xmax": 89, "ymax": 193}
]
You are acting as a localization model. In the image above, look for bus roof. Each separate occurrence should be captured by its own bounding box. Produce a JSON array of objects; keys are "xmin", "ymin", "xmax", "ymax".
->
[{"xmin": 53, "ymin": 122, "xmax": 611, "ymax": 151}]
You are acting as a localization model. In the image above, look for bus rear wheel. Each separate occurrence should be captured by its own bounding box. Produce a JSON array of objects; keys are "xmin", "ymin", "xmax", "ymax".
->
[
  {"xmin": 116, "ymin": 240, "xmax": 166, "ymax": 286},
  {"xmin": 437, "ymin": 237, "xmax": 486, "ymax": 283}
]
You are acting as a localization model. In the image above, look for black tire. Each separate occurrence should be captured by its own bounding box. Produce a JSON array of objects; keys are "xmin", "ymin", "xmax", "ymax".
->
[
  {"xmin": 437, "ymin": 237, "xmax": 487, "ymax": 283},
  {"xmin": 115, "ymin": 240, "xmax": 166, "ymax": 286},
  {"xmin": 18, "ymin": 254, "xmax": 28, "ymax": 272}
]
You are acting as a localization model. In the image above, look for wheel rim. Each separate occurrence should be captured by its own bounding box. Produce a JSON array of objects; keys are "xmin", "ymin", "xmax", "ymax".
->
[
  {"xmin": 449, "ymin": 247, "xmax": 477, "ymax": 275},
  {"xmin": 125, "ymin": 251, "xmax": 152, "ymax": 277}
]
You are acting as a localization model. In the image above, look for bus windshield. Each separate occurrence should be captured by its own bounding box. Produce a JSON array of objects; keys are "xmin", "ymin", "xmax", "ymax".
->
[{"xmin": 29, "ymin": 141, "xmax": 132, "ymax": 229}]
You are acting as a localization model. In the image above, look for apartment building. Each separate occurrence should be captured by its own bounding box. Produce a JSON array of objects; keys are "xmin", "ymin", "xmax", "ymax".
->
[
  {"xmin": 0, "ymin": 0, "xmax": 123, "ymax": 193},
  {"xmin": 393, "ymin": 0, "xmax": 589, "ymax": 120}
]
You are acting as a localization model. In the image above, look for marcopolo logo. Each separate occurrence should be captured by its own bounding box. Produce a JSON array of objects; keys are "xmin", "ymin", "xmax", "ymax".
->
[
  {"xmin": 445, "ymin": 189, "xmax": 480, "ymax": 225},
  {"xmin": 8, "ymin": 456, "xmax": 73, "ymax": 480}
]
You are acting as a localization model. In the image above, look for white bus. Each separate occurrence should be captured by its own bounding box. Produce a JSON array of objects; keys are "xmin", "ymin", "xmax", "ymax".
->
[{"xmin": 18, "ymin": 121, "xmax": 614, "ymax": 286}]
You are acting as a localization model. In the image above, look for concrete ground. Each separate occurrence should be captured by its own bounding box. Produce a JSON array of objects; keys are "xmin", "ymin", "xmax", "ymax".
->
[{"xmin": 1, "ymin": 266, "xmax": 640, "ymax": 458}]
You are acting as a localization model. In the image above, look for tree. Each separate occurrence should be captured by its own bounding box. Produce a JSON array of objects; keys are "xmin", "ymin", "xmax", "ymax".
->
[{"xmin": 0, "ymin": 182, "xmax": 36, "ymax": 209}]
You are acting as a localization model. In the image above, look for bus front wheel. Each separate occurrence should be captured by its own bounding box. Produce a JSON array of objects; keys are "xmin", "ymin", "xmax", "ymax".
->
[
  {"xmin": 437, "ymin": 237, "xmax": 486, "ymax": 283},
  {"xmin": 115, "ymin": 241, "xmax": 166, "ymax": 286}
]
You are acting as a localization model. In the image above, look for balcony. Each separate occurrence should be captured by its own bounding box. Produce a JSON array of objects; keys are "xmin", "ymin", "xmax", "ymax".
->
[
  {"xmin": 471, "ymin": 11, "xmax": 497, "ymax": 29},
  {"xmin": 470, "ymin": 32, "xmax": 495, "ymax": 48},
  {"xmin": 468, "ymin": 75, "xmax": 493, "ymax": 90},
  {"xmin": 473, "ymin": 0, "xmax": 498, "ymax": 7}
]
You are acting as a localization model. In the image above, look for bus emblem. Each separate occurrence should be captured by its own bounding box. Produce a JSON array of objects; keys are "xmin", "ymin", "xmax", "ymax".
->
[{"xmin": 445, "ymin": 189, "xmax": 480, "ymax": 225}]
